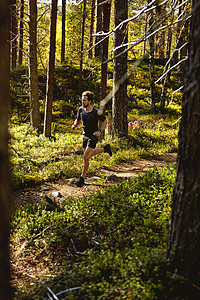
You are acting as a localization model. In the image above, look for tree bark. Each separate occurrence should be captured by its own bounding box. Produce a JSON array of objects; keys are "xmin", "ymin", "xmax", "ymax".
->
[
  {"xmin": 44, "ymin": 0, "xmax": 58, "ymax": 138},
  {"xmin": 148, "ymin": 0, "xmax": 155, "ymax": 109},
  {"xmin": 101, "ymin": 0, "xmax": 111, "ymax": 100},
  {"xmin": 165, "ymin": 14, "xmax": 173, "ymax": 59},
  {"xmin": 18, "ymin": 0, "xmax": 24, "ymax": 65},
  {"xmin": 79, "ymin": 0, "xmax": 86, "ymax": 92},
  {"xmin": 28, "ymin": 0, "xmax": 41, "ymax": 131},
  {"xmin": 112, "ymin": 0, "xmax": 128, "ymax": 138},
  {"xmin": 88, "ymin": 0, "xmax": 95, "ymax": 59},
  {"xmin": 166, "ymin": 0, "xmax": 200, "ymax": 287},
  {"xmin": 61, "ymin": 0, "xmax": 66, "ymax": 62},
  {"xmin": 94, "ymin": 0, "xmax": 103, "ymax": 58},
  {"xmin": 99, "ymin": 0, "xmax": 111, "ymax": 139},
  {"xmin": 0, "ymin": 0, "xmax": 12, "ymax": 298},
  {"xmin": 11, "ymin": 0, "xmax": 17, "ymax": 69},
  {"xmin": 80, "ymin": 0, "xmax": 86, "ymax": 73}
]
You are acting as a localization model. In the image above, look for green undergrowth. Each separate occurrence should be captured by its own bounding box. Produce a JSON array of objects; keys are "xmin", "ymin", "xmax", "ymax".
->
[
  {"xmin": 10, "ymin": 61, "xmax": 181, "ymax": 190},
  {"xmin": 11, "ymin": 165, "xmax": 187, "ymax": 299},
  {"xmin": 10, "ymin": 106, "xmax": 179, "ymax": 190}
]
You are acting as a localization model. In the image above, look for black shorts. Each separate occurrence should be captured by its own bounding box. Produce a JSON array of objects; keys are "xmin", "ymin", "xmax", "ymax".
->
[{"xmin": 83, "ymin": 135, "xmax": 98, "ymax": 149}]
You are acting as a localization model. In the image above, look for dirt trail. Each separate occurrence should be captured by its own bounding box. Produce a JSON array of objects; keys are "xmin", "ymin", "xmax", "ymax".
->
[
  {"xmin": 12, "ymin": 152, "xmax": 177, "ymax": 210},
  {"xmin": 11, "ymin": 152, "xmax": 177, "ymax": 289}
]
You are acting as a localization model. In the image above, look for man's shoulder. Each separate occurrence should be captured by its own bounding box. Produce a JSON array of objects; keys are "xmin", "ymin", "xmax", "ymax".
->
[
  {"xmin": 92, "ymin": 107, "xmax": 98, "ymax": 113},
  {"xmin": 93, "ymin": 107, "xmax": 106, "ymax": 119},
  {"xmin": 78, "ymin": 106, "xmax": 85, "ymax": 112}
]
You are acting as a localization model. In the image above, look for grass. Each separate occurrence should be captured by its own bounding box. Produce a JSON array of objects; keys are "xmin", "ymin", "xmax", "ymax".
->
[
  {"xmin": 10, "ymin": 103, "xmax": 179, "ymax": 190},
  {"xmin": 11, "ymin": 165, "xmax": 187, "ymax": 300},
  {"xmin": 10, "ymin": 61, "xmax": 183, "ymax": 299}
]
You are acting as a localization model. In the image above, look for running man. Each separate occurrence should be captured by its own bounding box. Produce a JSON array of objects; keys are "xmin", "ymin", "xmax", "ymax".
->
[{"xmin": 72, "ymin": 91, "xmax": 112, "ymax": 187}]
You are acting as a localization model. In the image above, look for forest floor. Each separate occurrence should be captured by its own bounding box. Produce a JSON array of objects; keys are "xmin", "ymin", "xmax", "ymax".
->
[
  {"xmin": 11, "ymin": 152, "xmax": 177, "ymax": 292},
  {"xmin": 12, "ymin": 152, "xmax": 177, "ymax": 211}
]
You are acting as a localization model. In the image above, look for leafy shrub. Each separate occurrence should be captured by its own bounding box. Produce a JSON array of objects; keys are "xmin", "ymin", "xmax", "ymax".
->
[{"xmin": 11, "ymin": 165, "xmax": 181, "ymax": 299}]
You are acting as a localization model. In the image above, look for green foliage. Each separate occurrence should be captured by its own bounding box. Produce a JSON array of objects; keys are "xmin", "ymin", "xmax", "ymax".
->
[
  {"xmin": 127, "ymin": 60, "xmax": 183, "ymax": 110},
  {"xmin": 10, "ymin": 61, "xmax": 183, "ymax": 299},
  {"xmin": 10, "ymin": 65, "xmax": 29, "ymax": 113},
  {"xmin": 9, "ymin": 123, "xmax": 84, "ymax": 189},
  {"xmin": 9, "ymin": 60, "xmax": 181, "ymax": 191},
  {"xmin": 53, "ymin": 63, "xmax": 101, "ymax": 118},
  {"xmin": 11, "ymin": 165, "xmax": 186, "ymax": 299},
  {"xmin": 9, "ymin": 109, "xmax": 179, "ymax": 190}
]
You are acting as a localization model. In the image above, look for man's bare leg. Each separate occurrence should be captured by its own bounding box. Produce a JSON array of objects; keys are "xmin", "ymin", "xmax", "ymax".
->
[
  {"xmin": 81, "ymin": 147, "xmax": 104, "ymax": 178},
  {"xmin": 75, "ymin": 144, "xmax": 112, "ymax": 186}
]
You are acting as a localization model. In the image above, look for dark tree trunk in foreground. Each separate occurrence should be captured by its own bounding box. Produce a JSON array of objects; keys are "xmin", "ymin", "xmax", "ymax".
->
[
  {"xmin": 112, "ymin": 0, "xmax": 128, "ymax": 137},
  {"xmin": 166, "ymin": 0, "xmax": 200, "ymax": 290},
  {"xmin": 0, "ymin": 0, "xmax": 12, "ymax": 298},
  {"xmin": 44, "ymin": 0, "xmax": 58, "ymax": 137}
]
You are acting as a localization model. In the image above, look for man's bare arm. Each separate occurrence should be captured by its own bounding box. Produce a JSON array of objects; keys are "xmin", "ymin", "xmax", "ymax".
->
[
  {"xmin": 93, "ymin": 119, "xmax": 107, "ymax": 137},
  {"xmin": 72, "ymin": 119, "xmax": 80, "ymax": 130}
]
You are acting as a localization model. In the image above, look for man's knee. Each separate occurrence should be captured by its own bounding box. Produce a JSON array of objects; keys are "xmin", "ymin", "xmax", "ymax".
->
[
  {"xmin": 84, "ymin": 154, "xmax": 90, "ymax": 162},
  {"xmin": 84, "ymin": 149, "xmax": 92, "ymax": 160}
]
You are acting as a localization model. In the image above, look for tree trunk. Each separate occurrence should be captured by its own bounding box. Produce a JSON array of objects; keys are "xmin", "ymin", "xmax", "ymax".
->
[
  {"xmin": 165, "ymin": 21, "xmax": 173, "ymax": 59},
  {"xmin": 143, "ymin": 14, "xmax": 148, "ymax": 55},
  {"xmin": 101, "ymin": 0, "xmax": 111, "ymax": 100},
  {"xmin": 28, "ymin": 0, "xmax": 41, "ymax": 131},
  {"xmin": 61, "ymin": 0, "xmax": 66, "ymax": 62},
  {"xmin": 177, "ymin": 21, "xmax": 189, "ymax": 79},
  {"xmin": 18, "ymin": 0, "xmax": 24, "ymax": 65},
  {"xmin": 94, "ymin": 0, "xmax": 103, "ymax": 58},
  {"xmin": 8, "ymin": 1, "xmax": 13, "ymax": 70},
  {"xmin": 78, "ymin": 0, "xmax": 86, "ymax": 92},
  {"xmin": 11, "ymin": 0, "xmax": 17, "ymax": 69},
  {"xmin": 100, "ymin": 0, "xmax": 111, "ymax": 139},
  {"xmin": 148, "ymin": 2, "xmax": 155, "ymax": 109},
  {"xmin": 160, "ymin": 20, "xmax": 188, "ymax": 108},
  {"xmin": 80, "ymin": 0, "xmax": 86, "ymax": 73},
  {"xmin": 0, "ymin": 1, "xmax": 12, "ymax": 298},
  {"xmin": 44, "ymin": 0, "xmax": 58, "ymax": 138},
  {"xmin": 112, "ymin": 0, "xmax": 128, "ymax": 138},
  {"xmin": 166, "ymin": 0, "xmax": 200, "ymax": 288},
  {"xmin": 88, "ymin": 0, "xmax": 95, "ymax": 59}
]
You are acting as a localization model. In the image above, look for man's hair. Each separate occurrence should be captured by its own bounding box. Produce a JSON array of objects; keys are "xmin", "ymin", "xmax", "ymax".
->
[{"xmin": 82, "ymin": 91, "xmax": 94, "ymax": 102}]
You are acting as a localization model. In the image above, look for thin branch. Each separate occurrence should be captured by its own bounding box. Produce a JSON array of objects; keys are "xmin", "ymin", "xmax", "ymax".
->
[
  {"xmin": 155, "ymin": 57, "xmax": 188, "ymax": 84},
  {"xmin": 98, "ymin": 0, "xmax": 111, "ymax": 6},
  {"xmin": 37, "ymin": 8, "xmax": 50, "ymax": 23},
  {"xmin": 114, "ymin": 10, "xmax": 190, "ymax": 53},
  {"xmin": 37, "ymin": 34, "xmax": 48, "ymax": 46},
  {"xmin": 169, "ymin": 85, "xmax": 183, "ymax": 105},
  {"xmin": 90, "ymin": 14, "xmax": 189, "ymax": 77},
  {"xmin": 56, "ymin": 286, "xmax": 86, "ymax": 296},
  {"xmin": 172, "ymin": 117, "xmax": 182, "ymax": 126},
  {"xmin": 160, "ymin": 20, "xmax": 190, "ymax": 80},
  {"xmin": 88, "ymin": 0, "xmax": 160, "ymax": 53},
  {"xmin": 98, "ymin": 55, "xmax": 147, "ymax": 115},
  {"xmin": 87, "ymin": 0, "xmax": 189, "ymax": 62},
  {"xmin": 69, "ymin": 0, "xmax": 84, "ymax": 5},
  {"xmin": 47, "ymin": 287, "xmax": 59, "ymax": 300},
  {"xmin": 71, "ymin": 239, "xmax": 88, "ymax": 256}
]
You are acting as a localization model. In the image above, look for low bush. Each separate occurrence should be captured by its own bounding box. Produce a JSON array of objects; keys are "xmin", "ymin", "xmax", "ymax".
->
[
  {"xmin": 10, "ymin": 107, "xmax": 179, "ymax": 190},
  {"xmin": 11, "ymin": 165, "xmax": 187, "ymax": 299}
]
